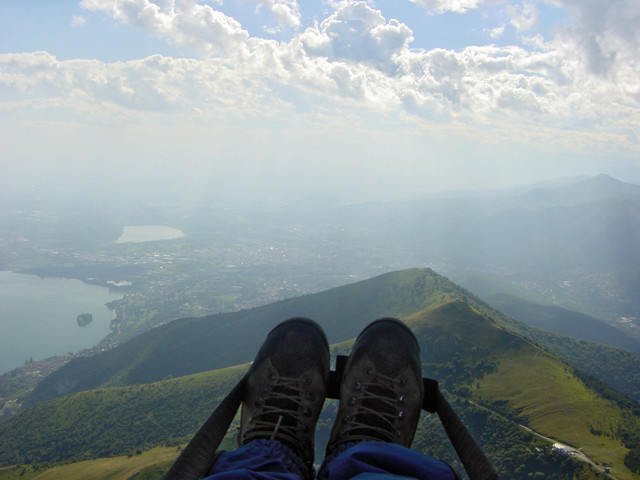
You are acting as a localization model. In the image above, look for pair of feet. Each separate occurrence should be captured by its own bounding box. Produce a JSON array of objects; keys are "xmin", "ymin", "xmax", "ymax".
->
[{"xmin": 238, "ymin": 317, "xmax": 424, "ymax": 470}]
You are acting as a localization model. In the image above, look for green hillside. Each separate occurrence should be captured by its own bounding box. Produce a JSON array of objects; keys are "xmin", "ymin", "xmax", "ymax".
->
[
  {"xmin": 406, "ymin": 302, "xmax": 640, "ymax": 479},
  {"xmin": 0, "ymin": 365, "xmax": 247, "ymax": 466},
  {"xmin": 519, "ymin": 327, "xmax": 640, "ymax": 402},
  {"xmin": 3, "ymin": 301, "xmax": 640, "ymax": 479},
  {"xmin": 0, "ymin": 447, "xmax": 177, "ymax": 480}
]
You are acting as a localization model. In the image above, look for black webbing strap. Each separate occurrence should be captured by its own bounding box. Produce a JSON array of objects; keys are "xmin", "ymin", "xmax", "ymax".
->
[
  {"xmin": 436, "ymin": 390, "xmax": 500, "ymax": 480},
  {"xmin": 164, "ymin": 356, "xmax": 500, "ymax": 480},
  {"xmin": 163, "ymin": 375, "xmax": 247, "ymax": 480}
]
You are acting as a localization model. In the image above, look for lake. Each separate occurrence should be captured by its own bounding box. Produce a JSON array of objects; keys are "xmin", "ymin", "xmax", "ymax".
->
[
  {"xmin": 115, "ymin": 225, "xmax": 184, "ymax": 243},
  {"xmin": 0, "ymin": 271, "xmax": 122, "ymax": 374}
]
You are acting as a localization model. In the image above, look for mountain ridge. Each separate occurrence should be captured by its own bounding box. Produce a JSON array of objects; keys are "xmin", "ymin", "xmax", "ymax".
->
[
  {"xmin": 516, "ymin": 173, "xmax": 640, "ymax": 209},
  {"xmin": 25, "ymin": 268, "xmax": 482, "ymax": 405},
  {"xmin": 26, "ymin": 268, "xmax": 640, "ymax": 409}
]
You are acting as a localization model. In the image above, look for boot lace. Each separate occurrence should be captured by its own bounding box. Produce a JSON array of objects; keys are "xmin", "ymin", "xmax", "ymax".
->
[
  {"xmin": 244, "ymin": 374, "xmax": 313, "ymax": 448},
  {"xmin": 341, "ymin": 370, "xmax": 406, "ymax": 443}
]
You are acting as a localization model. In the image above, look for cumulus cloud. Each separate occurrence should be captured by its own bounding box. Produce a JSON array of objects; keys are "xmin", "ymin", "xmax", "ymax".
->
[
  {"xmin": 0, "ymin": 51, "xmax": 289, "ymax": 122},
  {"xmin": 254, "ymin": 0, "xmax": 301, "ymax": 29},
  {"xmin": 300, "ymin": 2, "xmax": 413, "ymax": 74},
  {"xmin": 506, "ymin": 1, "xmax": 539, "ymax": 32},
  {"xmin": 552, "ymin": 0, "xmax": 640, "ymax": 77},
  {"xmin": 80, "ymin": 0, "xmax": 250, "ymax": 57}
]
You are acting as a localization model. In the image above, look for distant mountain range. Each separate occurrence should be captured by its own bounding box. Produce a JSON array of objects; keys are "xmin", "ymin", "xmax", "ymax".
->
[{"xmin": 356, "ymin": 174, "xmax": 640, "ymax": 274}]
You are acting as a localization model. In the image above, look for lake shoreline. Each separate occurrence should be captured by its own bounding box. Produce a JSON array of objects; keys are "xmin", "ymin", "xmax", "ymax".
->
[{"xmin": 0, "ymin": 271, "xmax": 123, "ymax": 374}]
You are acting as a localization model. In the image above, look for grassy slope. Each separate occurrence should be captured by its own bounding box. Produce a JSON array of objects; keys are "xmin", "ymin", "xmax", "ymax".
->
[
  {"xmin": 478, "ymin": 348, "xmax": 624, "ymax": 454},
  {"xmin": 452, "ymin": 271, "xmax": 640, "ymax": 402},
  {"xmin": 0, "ymin": 446, "xmax": 177, "ymax": 480},
  {"xmin": 406, "ymin": 302, "xmax": 639, "ymax": 479}
]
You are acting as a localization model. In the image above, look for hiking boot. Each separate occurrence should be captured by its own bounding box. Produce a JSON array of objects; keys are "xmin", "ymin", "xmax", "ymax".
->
[
  {"xmin": 239, "ymin": 317, "xmax": 330, "ymax": 467},
  {"xmin": 326, "ymin": 318, "xmax": 423, "ymax": 455}
]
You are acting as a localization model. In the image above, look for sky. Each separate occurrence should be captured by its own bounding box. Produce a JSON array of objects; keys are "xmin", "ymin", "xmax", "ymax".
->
[{"xmin": 1, "ymin": 0, "xmax": 639, "ymax": 203}]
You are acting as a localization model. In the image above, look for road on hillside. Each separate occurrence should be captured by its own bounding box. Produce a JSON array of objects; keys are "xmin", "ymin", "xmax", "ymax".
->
[
  {"xmin": 466, "ymin": 400, "xmax": 617, "ymax": 479},
  {"xmin": 518, "ymin": 425, "xmax": 614, "ymax": 478}
]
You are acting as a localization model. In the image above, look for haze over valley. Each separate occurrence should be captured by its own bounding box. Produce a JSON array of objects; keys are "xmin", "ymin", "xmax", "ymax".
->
[{"xmin": 2, "ymin": 173, "xmax": 640, "ymax": 374}]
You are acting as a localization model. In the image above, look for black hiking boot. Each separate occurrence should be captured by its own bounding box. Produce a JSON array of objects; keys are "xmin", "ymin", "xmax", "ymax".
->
[
  {"xmin": 326, "ymin": 318, "xmax": 424, "ymax": 455},
  {"xmin": 239, "ymin": 317, "xmax": 330, "ymax": 469}
]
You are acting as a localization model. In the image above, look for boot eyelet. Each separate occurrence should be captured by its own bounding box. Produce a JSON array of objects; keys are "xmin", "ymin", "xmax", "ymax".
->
[
  {"xmin": 302, "ymin": 375, "xmax": 311, "ymax": 385},
  {"xmin": 398, "ymin": 395, "xmax": 406, "ymax": 403},
  {"xmin": 398, "ymin": 379, "xmax": 406, "ymax": 386},
  {"xmin": 398, "ymin": 410, "xmax": 405, "ymax": 419},
  {"xmin": 364, "ymin": 367, "xmax": 373, "ymax": 375}
]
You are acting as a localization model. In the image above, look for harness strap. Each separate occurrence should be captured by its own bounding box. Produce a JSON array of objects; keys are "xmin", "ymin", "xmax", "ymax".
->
[
  {"xmin": 436, "ymin": 390, "xmax": 500, "ymax": 480},
  {"xmin": 163, "ymin": 374, "xmax": 247, "ymax": 480}
]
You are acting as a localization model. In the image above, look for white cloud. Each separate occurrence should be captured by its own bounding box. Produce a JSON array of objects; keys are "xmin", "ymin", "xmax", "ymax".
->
[
  {"xmin": 487, "ymin": 24, "xmax": 505, "ymax": 39},
  {"xmin": 300, "ymin": 2, "xmax": 413, "ymax": 73},
  {"xmin": 552, "ymin": 0, "xmax": 640, "ymax": 77},
  {"xmin": 506, "ymin": 1, "xmax": 539, "ymax": 32},
  {"xmin": 254, "ymin": 0, "xmax": 301, "ymax": 29},
  {"xmin": 80, "ymin": 0, "xmax": 250, "ymax": 57},
  {"xmin": 0, "ymin": 51, "xmax": 289, "ymax": 122},
  {"xmin": 408, "ymin": 0, "xmax": 482, "ymax": 14},
  {"xmin": 71, "ymin": 15, "xmax": 87, "ymax": 27}
]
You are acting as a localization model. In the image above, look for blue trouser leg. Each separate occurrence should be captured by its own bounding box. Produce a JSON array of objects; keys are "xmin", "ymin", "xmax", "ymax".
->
[
  {"xmin": 202, "ymin": 439, "xmax": 311, "ymax": 480},
  {"xmin": 203, "ymin": 439, "xmax": 458, "ymax": 480},
  {"xmin": 317, "ymin": 441, "xmax": 460, "ymax": 480}
]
